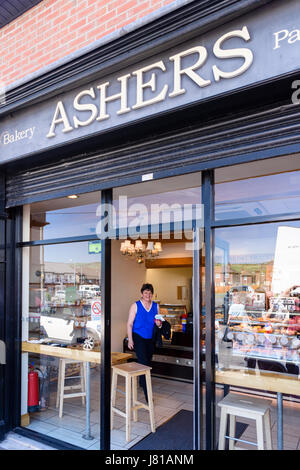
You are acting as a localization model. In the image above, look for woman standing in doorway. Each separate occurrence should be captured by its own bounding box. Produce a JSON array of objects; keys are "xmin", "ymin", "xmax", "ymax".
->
[{"xmin": 127, "ymin": 283, "xmax": 160, "ymax": 402}]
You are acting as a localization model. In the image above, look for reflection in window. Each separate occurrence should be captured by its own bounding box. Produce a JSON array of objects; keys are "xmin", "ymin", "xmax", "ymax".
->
[
  {"xmin": 28, "ymin": 242, "xmax": 101, "ymax": 343},
  {"xmin": 22, "ymin": 241, "xmax": 101, "ymax": 449},
  {"xmin": 215, "ymin": 170, "xmax": 300, "ymax": 220},
  {"xmin": 26, "ymin": 191, "xmax": 101, "ymax": 241},
  {"xmin": 113, "ymin": 173, "xmax": 202, "ymax": 238},
  {"xmin": 215, "ymin": 222, "xmax": 300, "ymax": 373}
]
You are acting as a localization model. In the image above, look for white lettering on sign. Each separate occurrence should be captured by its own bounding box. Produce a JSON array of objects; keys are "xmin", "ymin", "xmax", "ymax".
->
[
  {"xmin": 46, "ymin": 26, "xmax": 253, "ymax": 139},
  {"xmin": 273, "ymin": 29, "xmax": 300, "ymax": 49},
  {"xmin": 46, "ymin": 101, "xmax": 73, "ymax": 137},
  {"xmin": 1, "ymin": 127, "xmax": 35, "ymax": 145},
  {"xmin": 212, "ymin": 26, "xmax": 253, "ymax": 81}
]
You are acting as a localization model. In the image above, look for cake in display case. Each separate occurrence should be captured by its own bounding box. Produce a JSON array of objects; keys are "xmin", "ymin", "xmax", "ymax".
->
[{"xmin": 218, "ymin": 291, "xmax": 300, "ymax": 373}]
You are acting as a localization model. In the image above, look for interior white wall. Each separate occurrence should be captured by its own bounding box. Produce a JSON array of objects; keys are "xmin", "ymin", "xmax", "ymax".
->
[
  {"xmin": 111, "ymin": 240, "xmax": 147, "ymax": 352},
  {"xmin": 158, "ymin": 242, "xmax": 192, "ymax": 258},
  {"xmin": 146, "ymin": 267, "xmax": 193, "ymax": 312}
]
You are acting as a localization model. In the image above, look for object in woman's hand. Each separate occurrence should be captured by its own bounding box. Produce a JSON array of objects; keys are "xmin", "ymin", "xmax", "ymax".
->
[{"xmin": 155, "ymin": 314, "xmax": 164, "ymax": 328}]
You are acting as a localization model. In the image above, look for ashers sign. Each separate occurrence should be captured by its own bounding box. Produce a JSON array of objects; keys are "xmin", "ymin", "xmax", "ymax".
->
[
  {"xmin": 0, "ymin": 0, "xmax": 299, "ymax": 163},
  {"xmin": 46, "ymin": 26, "xmax": 253, "ymax": 139}
]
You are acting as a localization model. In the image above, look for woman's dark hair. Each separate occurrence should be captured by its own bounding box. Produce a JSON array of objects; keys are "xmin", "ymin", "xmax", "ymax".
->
[{"xmin": 141, "ymin": 283, "xmax": 154, "ymax": 294}]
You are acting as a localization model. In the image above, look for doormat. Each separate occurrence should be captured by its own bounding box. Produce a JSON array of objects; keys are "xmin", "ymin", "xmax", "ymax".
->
[{"xmin": 129, "ymin": 409, "xmax": 248, "ymax": 450}]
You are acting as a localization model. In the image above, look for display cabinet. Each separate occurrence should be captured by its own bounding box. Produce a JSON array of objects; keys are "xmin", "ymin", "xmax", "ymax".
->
[{"xmin": 222, "ymin": 302, "xmax": 300, "ymax": 368}]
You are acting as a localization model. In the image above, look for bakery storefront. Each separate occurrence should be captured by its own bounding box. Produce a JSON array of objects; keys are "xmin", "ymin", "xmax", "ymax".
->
[{"xmin": 0, "ymin": 0, "xmax": 300, "ymax": 451}]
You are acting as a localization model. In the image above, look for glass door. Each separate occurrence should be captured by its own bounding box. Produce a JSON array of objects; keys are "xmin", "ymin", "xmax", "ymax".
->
[{"xmin": 109, "ymin": 173, "xmax": 202, "ymax": 450}]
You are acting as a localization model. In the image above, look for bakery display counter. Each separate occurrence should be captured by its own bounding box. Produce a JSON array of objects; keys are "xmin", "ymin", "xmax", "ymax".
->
[{"xmin": 217, "ymin": 309, "xmax": 300, "ymax": 372}]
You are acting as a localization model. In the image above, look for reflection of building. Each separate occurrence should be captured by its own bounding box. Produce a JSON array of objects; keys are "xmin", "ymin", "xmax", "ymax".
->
[
  {"xmin": 44, "ymin": 272, "xmax": 76, "ymax": 285},
  {"xmin": 35, "ymin": 262, "xmax": 100, "ymax": 286},
  {"xmin": 215, "ymin": 262, "xmax": 272, "ymax": 290}
]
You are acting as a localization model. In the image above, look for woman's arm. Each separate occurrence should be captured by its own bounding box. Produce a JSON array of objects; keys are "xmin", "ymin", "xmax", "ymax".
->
[{"xmin": 127, "ymin": 303, "xmax": 137, "ymax": 350}]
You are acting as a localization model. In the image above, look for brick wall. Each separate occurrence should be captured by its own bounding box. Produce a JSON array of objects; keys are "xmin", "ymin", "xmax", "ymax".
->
[{"xmin": 0, "ymin": 0, "xmax": 177, "ymax": 87}]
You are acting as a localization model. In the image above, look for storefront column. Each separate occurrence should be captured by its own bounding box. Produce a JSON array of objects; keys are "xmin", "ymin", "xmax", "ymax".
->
[
  {"xmin": 6, "ymin": 206, "xmax": 22, "ymax": 433},
  {"xmin": 0, "ymin": 173, "xmax": 6, "ymax": 440},
  {"xmin": 100, "ymin": 189, "xmax": 112, "ymax": 450},
  {"xmin": 193, "ymin": 224, "xmax": 203, "ymax": 449},
  {"xmin": 202, "ymin": 170, "xmax": 216, "ymax": 450}
]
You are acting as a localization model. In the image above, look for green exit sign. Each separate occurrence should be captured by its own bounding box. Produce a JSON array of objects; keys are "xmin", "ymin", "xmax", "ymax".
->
[{"xmin": 88, "ymin": 241, "xmax": 101, "ymax": 254}]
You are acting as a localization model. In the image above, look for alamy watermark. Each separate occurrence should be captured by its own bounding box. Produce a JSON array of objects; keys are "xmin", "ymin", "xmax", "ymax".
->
[
  {"xmin": 95, "ymin": 196, "xmax": 204, "ymax": 251},
  {"xmin": 291, "ymin": 80, "xmax": 300, "ymax": 104},
  {"xmin": 0, "ymin": 340, "xmax": 5, "ymax": 364}
]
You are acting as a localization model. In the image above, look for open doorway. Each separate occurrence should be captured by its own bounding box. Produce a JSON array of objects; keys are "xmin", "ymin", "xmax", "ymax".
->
[{"xmin": 110, "ymin": 236, "xmax": 195, "ymax": 450}]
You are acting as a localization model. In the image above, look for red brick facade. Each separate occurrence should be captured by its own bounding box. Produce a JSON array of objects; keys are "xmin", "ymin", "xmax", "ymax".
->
[{"xmin": 0, "ymin": 0, "xmax": 176, "ymax": 87}]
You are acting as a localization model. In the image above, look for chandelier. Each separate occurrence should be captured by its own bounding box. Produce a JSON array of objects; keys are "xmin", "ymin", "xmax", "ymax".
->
[{"xmin": 120, "ymin": 239, "xmax": 163, "ymax": 264}]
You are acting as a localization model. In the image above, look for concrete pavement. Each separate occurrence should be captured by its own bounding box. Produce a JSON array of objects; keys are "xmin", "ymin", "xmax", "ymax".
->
[{"xmin": 0, "ymin": 432, "xmax": 56, "ymax": 450}]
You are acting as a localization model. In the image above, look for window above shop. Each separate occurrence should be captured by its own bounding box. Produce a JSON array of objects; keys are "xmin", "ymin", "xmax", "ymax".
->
[
  {"xmin": 215, "ymin": 154, "xmax": 300, "ymax": 221},
  {"xmin": 24, "ymin": 191, "xmax": 101, "ymax": 242},
  {"xmin": 0, "ymin": 1, "xmax": 43, "ymax": 29},
  {"xmin": 113, "ymin": 172, "xmax": 202, "ymax": 235}
]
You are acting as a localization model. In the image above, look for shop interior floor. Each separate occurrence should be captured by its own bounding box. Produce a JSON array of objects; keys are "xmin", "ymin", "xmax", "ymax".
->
[{"xmin": 24, "ymin": 368, "xmax": 300, "ymax": 450}]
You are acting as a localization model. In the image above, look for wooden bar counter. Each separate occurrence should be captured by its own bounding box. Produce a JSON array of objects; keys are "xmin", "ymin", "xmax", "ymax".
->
[
  {"xmin": 216, "ymin": 369, "xmax": 300, "ymax": 395},
  {"xmin": 22, "ymin": 341, "xmax": 132, "ymax": 439},
  {"xmin": 21, "ymin": 341, "xmax": 132, "ymax": 365}
]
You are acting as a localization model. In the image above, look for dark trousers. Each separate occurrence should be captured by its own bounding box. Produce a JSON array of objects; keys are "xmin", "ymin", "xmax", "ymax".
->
[{"xmin": 133, "ymin": 332, "xmax": 154, "ymax": 400}]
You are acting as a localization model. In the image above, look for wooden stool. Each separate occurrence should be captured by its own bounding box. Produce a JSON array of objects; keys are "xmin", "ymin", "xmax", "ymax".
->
[
  {"xmin": 218, "ymin": 392, "xmax": 273, "ymax": 450},
  {"xmin": 111, "ymin": 362, "xmax": 156, "ymax": 442},
  {"xmin": 56, "ymin": 358, "xmax": 87, "ymax": 418}
]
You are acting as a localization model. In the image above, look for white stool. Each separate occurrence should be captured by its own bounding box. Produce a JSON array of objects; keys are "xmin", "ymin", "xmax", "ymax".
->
[
  {"xmin": 218, "ymin": 393, "xmax": 273, "ymax": 450},
  {"xmin": 111, "ymin": 362, "xmax": 156, "ymax": 442},
  {"xmin": 56, "ymin": 358, "xmax": 87, "ymax": 418}
]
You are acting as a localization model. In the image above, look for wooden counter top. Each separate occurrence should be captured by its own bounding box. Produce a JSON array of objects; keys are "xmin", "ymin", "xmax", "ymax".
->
[
  {"xmin": 216, "ymin": 369, "xmax": 300, "ymax": 395},
  {"xmin": 21, "ymin": 341, "xmax": 132, "ymax": 365}
]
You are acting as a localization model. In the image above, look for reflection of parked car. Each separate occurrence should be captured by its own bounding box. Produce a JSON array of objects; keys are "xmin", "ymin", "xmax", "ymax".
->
[
  {"xmin": 51, "ymin": 290, "xmax": 66, "ymax": 302},
  {"xmin": 39, "ymin": 307, "xmax": 100, "ymax": 344},
  {"xmin": 79, "ymin": 284, "xmax": 100, "ymax": 298},
  {"xmin": 290, "ymin": 286, "xmax": 300, "ymax": 297},
  {"xmin": 229, "ymin": 286, "xmax": 254, "ymax": 294}
]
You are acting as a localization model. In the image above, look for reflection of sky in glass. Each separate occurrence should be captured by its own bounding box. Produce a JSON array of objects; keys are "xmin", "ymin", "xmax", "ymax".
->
[
  {"xmin": 215, "ymin": 221, "xmax": 300, "ymax": 264},
  {"xmin": 38, "ymin": 204, "xmax": 100, "ymax": 239},
  {"xmin": 215, "ymin": 171, "xmax": 300, "ymax": 220},
  {"xmin": 114, "ymin": 188, "xmax": 202, "ymax": 226},
  {"xmin": 43, "ymin": 242, "xmax": 101, "ymax": 264}
]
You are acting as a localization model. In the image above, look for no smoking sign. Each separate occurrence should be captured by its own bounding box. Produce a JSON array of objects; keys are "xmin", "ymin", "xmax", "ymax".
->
[{"xmin": 91, "ymin": 301, "xmax": 101, "ymax": 317}]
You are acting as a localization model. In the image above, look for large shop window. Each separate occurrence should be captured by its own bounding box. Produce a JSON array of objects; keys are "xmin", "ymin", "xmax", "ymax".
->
[
  {"xmin": 215, "ymin": 221, "xmax": 300, "ymax": 370},
  {"xmin": 21, "ymin": 193, "xmax": 102, "ymax": 450},
  {"xmin": 214, "ymin": 155, "xmax": 300, "ymax": 451}
]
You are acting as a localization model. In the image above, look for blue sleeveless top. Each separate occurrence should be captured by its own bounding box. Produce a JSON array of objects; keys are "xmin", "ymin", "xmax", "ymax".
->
[{"xmin": 132, "ymin": 300, "xmax": 158, "ymax": 339}]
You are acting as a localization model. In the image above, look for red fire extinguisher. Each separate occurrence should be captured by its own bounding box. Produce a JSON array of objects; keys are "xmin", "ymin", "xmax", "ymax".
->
[
  {"xmin": 28, "ymin": 363, "xmax": 39, "ymax": 412},
  {"xmin": 181, "ymin": 312, "xmax": 187, "ymax": 332}
]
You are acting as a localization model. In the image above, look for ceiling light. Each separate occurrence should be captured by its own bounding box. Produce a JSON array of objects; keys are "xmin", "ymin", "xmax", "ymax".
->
[
  {"xmin": 120, "ymin": 239, "xmax": 163, "ymax": 263},
  {"xmin": 67, "ymin": 195, "xmax": 79, "ymax": 199}
]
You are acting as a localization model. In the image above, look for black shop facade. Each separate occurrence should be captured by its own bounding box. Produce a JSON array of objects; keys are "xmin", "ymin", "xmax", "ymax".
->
[{"xmin": 0, "ymin": 0, "xmax": 300, "ymax": 451}]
